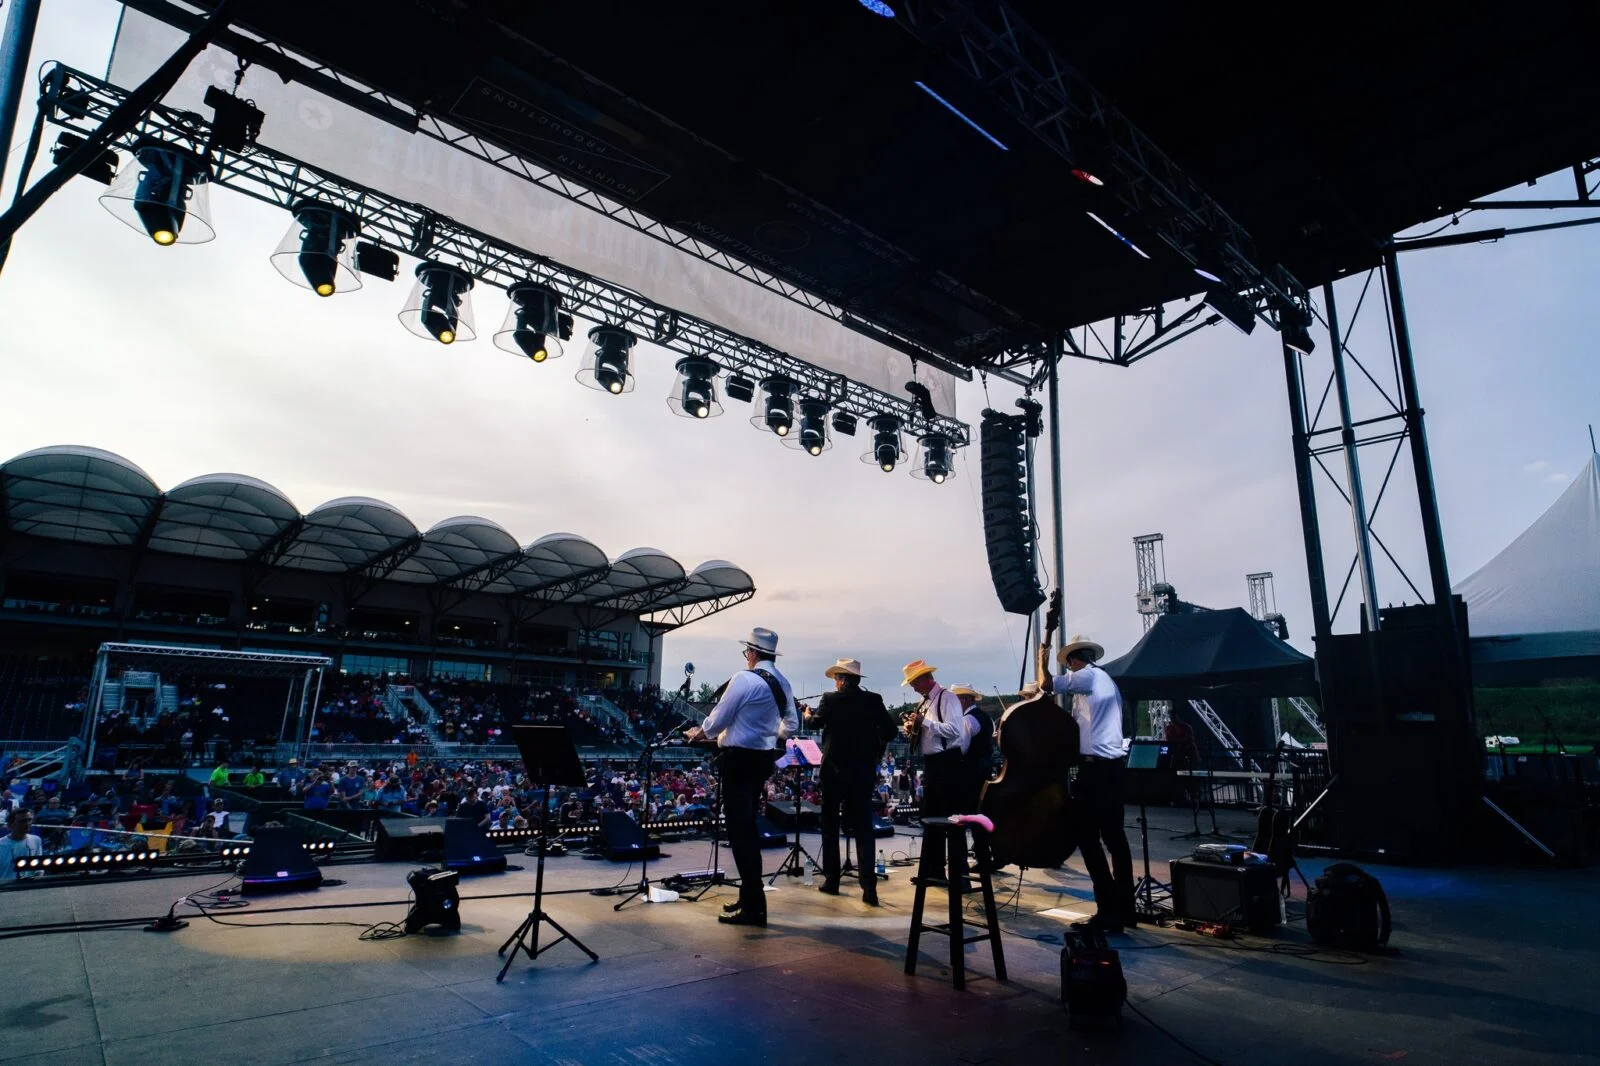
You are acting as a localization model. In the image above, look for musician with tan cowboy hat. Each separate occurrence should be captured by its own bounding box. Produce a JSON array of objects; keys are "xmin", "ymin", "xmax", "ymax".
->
[
  {"xmin": 1040, "ymin": 632, "xmax": 1135, "ymax": 933},
  {"xmin": 902, "ymin": 658, "xmax": 968, "ymax": 874},
  {"xmin": 687, "ymin": 627, "xmax": 798, "ymax": 928},
  {"xmin": 806, "ymin": 658, "xmax": 897, "ymax": 904},
  {"xmin": 948, "ymin": 684, "xmax": 995, "ymax": 811}
]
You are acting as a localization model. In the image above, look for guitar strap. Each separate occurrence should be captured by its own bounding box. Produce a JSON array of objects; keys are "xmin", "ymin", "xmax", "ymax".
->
[{"xmin": 747, "ymin": 668, "xmax": 792, "ymax": 727}]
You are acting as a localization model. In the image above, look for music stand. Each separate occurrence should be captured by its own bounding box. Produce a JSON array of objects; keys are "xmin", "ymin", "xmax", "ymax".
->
[
  {"xmin": 766, "ymin": 738, "xmax": 823, "ymax": 884},
  {"xmin": 497, "ymin": 725, "xmax": 597, "ymax": 981},
  {"xmin": 1126, "ymin": 740, "xmax": 1171, "ymax": 918}
]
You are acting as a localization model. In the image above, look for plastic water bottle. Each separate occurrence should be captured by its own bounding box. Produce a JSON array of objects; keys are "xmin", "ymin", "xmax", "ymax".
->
[
  {"xmin": 803, "ymin": 856, "xmax": 815, "ymax": 885},
  {"xmin": 875, "ymin": 849, "xmax": 887, "ymax": 877}
]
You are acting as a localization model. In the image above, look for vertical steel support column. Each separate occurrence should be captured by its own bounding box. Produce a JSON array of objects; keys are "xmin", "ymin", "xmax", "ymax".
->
[
  {"xmin": 1382, "ymin": 251, "xmax": 1453, "ymax": 614},
  {"xmin": 0, "ymin": 0, "xmax": 41, "ymax": 199},
  {"xmin": 302, "ymin": 666, "xmax": 326, "ymax": 763},
  {"xmin": 1282, "ymin": 340, "xmax": 1333, "ymax": 644},
  {"xmin": 1324, "ymin": 282, "xmax": 1382, "ymax": 631},
  {"xmin": 1047, "ymin": 336, "xmax": 1066, "ymax": 658},
  {"xmin": 81, "ymin": 650, "xmax": 109, "ymax": 779}
]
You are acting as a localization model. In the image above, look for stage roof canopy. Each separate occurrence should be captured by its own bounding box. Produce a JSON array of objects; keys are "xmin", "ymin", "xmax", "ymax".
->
[
  {"xmin": 0, "ymin": 445, "xmax": 753, "ymax": 616},
  {"xmin": 113, "ymin": 1, "xmax": 1600, "ymax": 371},
  {"xmin": 1103, "ymin": 608, "xmax": 1317, "ymax": 701}
]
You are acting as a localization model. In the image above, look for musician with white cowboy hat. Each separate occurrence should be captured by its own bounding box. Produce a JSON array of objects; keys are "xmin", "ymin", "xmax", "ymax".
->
[
  {"xmin": 1040, "ymin": 632, "xmax": 1135, "ymax": 933},
  {"xmin": 805, "ymin": 658, "xmax": 897, "ymax": 904},
  {"xmin": 686, "ymin": 627, "xmax": 798, "ymax": 928},
  {"xmin": 902, "ymin": 658, "xmax": 968, "ymax": 874},
  {"xmin": 948, "ymin": 685, "xmax": 996, "ymax": 811}
]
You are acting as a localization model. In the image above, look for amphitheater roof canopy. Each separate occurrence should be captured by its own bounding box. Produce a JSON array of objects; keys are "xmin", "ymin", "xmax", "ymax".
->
[{"xmin": 0, "ymin": 446, "xmax": 753, "ymax": 621}]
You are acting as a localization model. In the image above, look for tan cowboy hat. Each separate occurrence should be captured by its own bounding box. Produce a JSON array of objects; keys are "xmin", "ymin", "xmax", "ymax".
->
[
  {"xmin": 901, "ymin": 659, "xmax": 936, "ymax": 685},
  {"xmin": 824, "ymin": 658, "xmax": 865, "ymax": 679},
  {"xmin": 1057, "ymin": 634, "xmax": 1105, "ymax": 667},
  {"xmin": 948, "ymin": 684, "xmax": 980, "ymax": 698}
]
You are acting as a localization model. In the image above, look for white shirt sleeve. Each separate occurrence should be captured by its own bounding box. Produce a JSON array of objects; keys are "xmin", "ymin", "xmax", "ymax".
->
[
  {"xmin": 1052, "ymin": 669, "xmax": 1095, "ymax": 696},
  {"xmin": 925, "ymin": 690, "xmax": 965, "ymax": 743},
  {"xmin": 699, "ymin": 674, "xmax": 748, "ymax": 741}
]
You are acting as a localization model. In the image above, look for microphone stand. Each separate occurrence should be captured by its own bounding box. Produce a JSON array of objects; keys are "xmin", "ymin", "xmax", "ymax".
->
[{"xmin": 613, "ymin": 719, "xmax": 690, "ymax": 910}]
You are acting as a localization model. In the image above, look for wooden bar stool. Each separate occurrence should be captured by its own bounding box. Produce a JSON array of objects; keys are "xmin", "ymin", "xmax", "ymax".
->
[{"xmin": 904, "ymin": 817, "xmax": 1007, "ymax": 990}]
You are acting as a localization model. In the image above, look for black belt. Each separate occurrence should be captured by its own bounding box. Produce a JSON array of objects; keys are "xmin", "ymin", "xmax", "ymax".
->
[{"xmin": 1079, "ymin": 754, "xmax": 1125, "ymax": 763}]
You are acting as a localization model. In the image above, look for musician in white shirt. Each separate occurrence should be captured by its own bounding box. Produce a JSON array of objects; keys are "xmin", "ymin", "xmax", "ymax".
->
[{"xmin": 902, "ymin": 659, "xmax": 967, "ymax": 874}]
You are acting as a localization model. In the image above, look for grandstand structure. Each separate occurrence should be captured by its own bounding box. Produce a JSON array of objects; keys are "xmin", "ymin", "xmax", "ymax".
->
[{"xmin": 0, "ymin": 444, "xmax": 753, "ymax": 742}]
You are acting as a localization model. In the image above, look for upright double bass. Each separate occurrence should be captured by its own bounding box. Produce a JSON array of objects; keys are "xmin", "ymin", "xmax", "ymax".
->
[{"xmin": 978, "ymin": 592, "xmax": 1079, "ymax": 870}]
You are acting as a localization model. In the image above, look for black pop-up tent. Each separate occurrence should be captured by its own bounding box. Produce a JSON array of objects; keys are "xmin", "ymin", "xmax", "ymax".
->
[{"xmin": 1101, "ymin": 608, "xmax": 1317, "ymax": 703}]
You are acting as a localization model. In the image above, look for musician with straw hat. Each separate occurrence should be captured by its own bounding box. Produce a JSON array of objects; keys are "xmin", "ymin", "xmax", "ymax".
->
[
  {"xmin": 948, "ymin": 685, "xmax": 995, "ymax": 811},
  {"xmin": 901, "ymin": 658, "xmax": 968, "ymax": 874},
  {"xmin": 806, "ymin": 658, "xmax": 897, "ymax": 904}
]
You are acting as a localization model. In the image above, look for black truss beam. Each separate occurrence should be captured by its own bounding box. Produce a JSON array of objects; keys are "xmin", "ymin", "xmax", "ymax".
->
[{"xmin": 642, "ymin": 589, "xmax": 758, "ymax": 632}]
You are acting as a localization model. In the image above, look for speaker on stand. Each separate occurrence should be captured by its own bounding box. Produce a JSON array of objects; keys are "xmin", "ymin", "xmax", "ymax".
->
[{"xmin": 980, "ymin": 408, "xmax": 1045, "ymax": 616}]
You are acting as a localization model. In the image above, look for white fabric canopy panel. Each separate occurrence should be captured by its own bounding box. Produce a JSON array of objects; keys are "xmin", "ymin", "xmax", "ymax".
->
[
  {"xmin": 0, "ymin": 445, "xmax": 160, "ymax": 546},
  {"xmin": 152, "ymin": 473, "xmax": 300, "ymax": 559}
]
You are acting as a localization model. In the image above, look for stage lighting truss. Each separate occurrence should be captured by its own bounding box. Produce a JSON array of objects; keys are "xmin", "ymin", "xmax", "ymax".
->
[
  {"xmin": 783, "ymin": 397, "xmax": 832, "ymax": 455},
  {"xmin": 401, "ymin": 261, "xmax": 476, "ymax": 344},
  {"xmin": 12, "ymin": 839, "xmax": 337, "ymax": 876},
  {"xmin": 495, "ymin": 282, "xmax": 572, "ymax": 362},
  {"xmin": 668, "ymin": 355, "xmax": 723, "ymax": 419},
  {"xmin": 754, "ymin": 376, "xmax": 797, "ymax": 438},
  {"xmin": 912, "ymin": 431, "xmax": 955, "ymax": 484},
  {"xmin": 97, "ymin": 139, "xmax": 214, "ymax": 246},
  {"xmin": 862, "ymin": 414, "xmax": 907, "ymax": 473},
  {"xmin": 270, "ymin": 199, "xmax": 361, "ymax": 297},
  {"xmin": 578, "ymin": 324, "xmax": 637, "ymax": 394},
  {"xmin": 42, "ymin": 67, "xmax": 970, "ymax": 457}
]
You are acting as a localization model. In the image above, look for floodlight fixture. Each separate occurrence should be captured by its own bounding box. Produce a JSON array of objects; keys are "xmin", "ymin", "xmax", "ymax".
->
[
  {"xmin": 912, "ymin": 432, "xmax": 954, "ymax": 484},
  {"xmin": 578, "ymin": 325, "xmax": 637, "ymax": 394},
  {"xmin": 831, "ymin": 410, "xmax": 858, "ymax": 437},
  {"xmin": 724, "ymin": 374, "xmax": 756, "ymax": 404},
  {"xmin": 1203, "ymin": 285, "xmax": 1256, "ymax": 335},
  {"xmin": 495, "ymin": 283, "xmax": 568, "ymax": 362},
  {"xmin": 271, "ymin": 200, "xmax": 361, "ymax": 297},
  {"xmin": 861, "ymin": 413, "xmax": 905, "ymax": 473},
  {"xmin": 400, "ymin": 262, "xmax": 476, "ymax": 344},
  {"xmin": 784, "ymin": 398, "xmax": 831, "ymax": 455},
  {"xmin": 669, "ymin": 356, "xmax": 722, "ymax": 419},
  {"xmin": 98, "ymin": 141, "xmax": 214, "ymax": 245},
  {"xmin": 1280, "ymin": 303, "xmax": 1316, "ymax": 355},
  {"xmin": 753, "ymin": 376, "xmax": 797, "ymax": 437}
]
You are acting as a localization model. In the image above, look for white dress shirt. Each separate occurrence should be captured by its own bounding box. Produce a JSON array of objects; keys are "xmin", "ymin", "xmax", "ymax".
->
[
  {"xmin": 701, "ymin": 662, "xmax": 799, "ymax": 751},
  {"xmin": 1051, "ymin": 665, "xmax": 1126, "ymax": 758},
  {"xmin": 914, "ymin": 683, "xmax": 967, "ymax": 755},
  {"xmin": 0, "ymin": 832, "xmax": 42, "ymax": 881}
]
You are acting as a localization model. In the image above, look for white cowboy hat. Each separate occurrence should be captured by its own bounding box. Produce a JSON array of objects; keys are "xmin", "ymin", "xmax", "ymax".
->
[
  {"xmin": 739, "ymin": 627, "xmax": 780, "ymax": 656},
  {"xmin": 1057, "ymin": 634, "xmax": 1106, "ymax": 667},
  {"xmin": 824, "ymin": 658, "xmax": 865, "ymax": 679},
  {"xmin": 901, "ymin": 659, "xmax": 936, "ymax": 685},
  {"xmin": 947, "ymin": 684, "xmax": 980, "ymax": 698}
]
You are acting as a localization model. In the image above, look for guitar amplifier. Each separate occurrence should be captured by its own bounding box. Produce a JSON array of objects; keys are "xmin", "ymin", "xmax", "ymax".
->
[{"xmin": 1170, "ymin": 857, "xmax": 1280, "ymax": 933}]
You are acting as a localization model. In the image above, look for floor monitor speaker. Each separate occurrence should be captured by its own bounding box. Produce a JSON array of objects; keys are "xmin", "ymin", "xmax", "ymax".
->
[
  {"xmin": 375, "ymin": 816, "xmax": 446, "ymax": 862},
  {"xmin": 240, "ymin": 826, "xmax": 322, "ymax": 895}
]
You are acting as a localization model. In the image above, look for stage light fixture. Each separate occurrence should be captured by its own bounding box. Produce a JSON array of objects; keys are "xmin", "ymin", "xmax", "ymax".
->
[
  {"xmin": 724, "ymin": 374, "xmax": 756, "ymax": 404},
  {"xmin": 1281, "ymin": 304, "xmax": 1316, "ymax": 355},
  {"xmin": 270, "ymin": 200, "xmax": 361, "ymax": 297},
  {"xmin": 1085, "ymin": 211, "xmax": 1149, "ymax": 259},
  {"xmin": 913, "ymin": 432, "xmax": 954, "ymax": 484},
  {"xmin": 495, "ymin": 283, "xmax": 570, "ymax": 362},
  {"xmin": 578, "ymin": 325, "xmax": 637, "ymax": 394},
  {"xmin": 400, "ymin": 262, "xmax": 476, "ymax": 344},
  {"xmin": 668, "ymin": 356, "xmax": 722, "ymax": 419},
  {"xmin": 98, "ymin": 141, "xmax": 214, "ymax": 245},
  {"xmin": 1194, "ymin": 267, "xmax": 1223, "ymax": 283},
  {"xmin": 1203, "ymin": 286, "xmax": 1256, "ymax": 335},
  {"xmin": 859, "ymin": 0, "xmax": 896, "ymax": 16},
  {"xmin": 831, "ymin": 411, "xmax": 858, "ymax": 436},
  {"xmin": 51, "ymin": 132, "xmax": 118, "ymax": 184},
  {"xmin": 1071, "ymin": 168, "xmax": 1104, "ymax": 186},
  {"xmin": 753, "ymin": 377, "xmax": 797, "ymax": 437},
  {"xmin": 784, "ymin": 398, "xmax": 831, "ymax": 456},
  {"xmin": 861, "ymin": 414, "xmax": 905, "ymax": 473}
]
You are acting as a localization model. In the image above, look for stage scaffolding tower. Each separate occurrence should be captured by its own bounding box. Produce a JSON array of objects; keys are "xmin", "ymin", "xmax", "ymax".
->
[{"xmin": 1133, "ymin": 534, "xmax": 1170, "ymax": 737}]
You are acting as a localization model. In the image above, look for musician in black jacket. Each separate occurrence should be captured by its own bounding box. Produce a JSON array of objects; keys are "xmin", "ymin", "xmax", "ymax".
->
[{"xmin": 806, "ymin": 658, "xmax": 897, "ymax": 905}]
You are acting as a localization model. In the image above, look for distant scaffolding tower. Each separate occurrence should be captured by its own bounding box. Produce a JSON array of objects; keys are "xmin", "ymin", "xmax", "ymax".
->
[
  {"xmin": 1247, "ymin": 572, "xmax": 1275, "ymax": 621},
  {"xmin": 1134, "ymin": 534, "xmax": 1170, "ymax": 737}
]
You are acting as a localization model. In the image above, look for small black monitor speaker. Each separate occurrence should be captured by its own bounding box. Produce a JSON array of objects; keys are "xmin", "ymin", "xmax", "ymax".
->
[
  {"xmin": 405, "ymin": 868, "xmax": 461, "ymax": 934},
  {"xmin": 756, "ymin": 815, "xmax": 788, "ymax": 848},
  {"xmin": 598, "ymin": 812, "xmax": 660, "ymax": 861},
  {"xmin": 240, "ymin": 827, "xmax": 322, "ymax": 895},
  {"xmin": 444, "ymin": 817, "xmax": 508, "ymax": 874},
  {"xmin": 375, "ymin": 816, "xmax": 447, "ymax": 861}
]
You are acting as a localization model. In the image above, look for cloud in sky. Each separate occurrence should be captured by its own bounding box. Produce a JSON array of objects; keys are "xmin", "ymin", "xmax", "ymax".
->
[{"xmin": 1, "ymin": 2, "xmax": 1596, "ymax": 695}]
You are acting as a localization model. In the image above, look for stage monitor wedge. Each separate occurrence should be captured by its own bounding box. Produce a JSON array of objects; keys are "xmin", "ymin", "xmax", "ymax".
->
[
  {"xmin": 239, "ymin": 826, "xmax": 323, "ymax": 895},
  {"xmin": 444, "ymin": 816, "xmax": 509, "ymax": 875}
]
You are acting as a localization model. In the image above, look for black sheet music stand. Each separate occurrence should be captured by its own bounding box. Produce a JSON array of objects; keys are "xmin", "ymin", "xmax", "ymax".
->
[{"xmin": 496, "ymin": 725, "xmax": 597, "ymax": 981}]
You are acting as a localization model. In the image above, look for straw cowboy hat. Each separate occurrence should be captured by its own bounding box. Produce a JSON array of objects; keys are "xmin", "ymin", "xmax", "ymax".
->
[
  {"xmin": 1057, "ymin": 634, "xmax": 1106, "ymax": 667},
  {"xmin": 824, "ymin": 658, "xmax": 865, "ymax": 679},
  {"xmin": 901, "ymin": 659, "xmax": 937, "ymax": 685},
  {"xmin": 739, "ymin": 627, "xmax": 781, "ymax": 655}
]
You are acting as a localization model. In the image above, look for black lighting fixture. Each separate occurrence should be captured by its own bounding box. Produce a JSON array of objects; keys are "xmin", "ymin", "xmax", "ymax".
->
[
  {"xmin": 668, "ymin": 356, "xmax": 722, "ymax": 418},
  {"xmin": 494, "ymin": 283, "xmax": 572, "ymax": 362},
  {"xmin": 1280, "ymin": 302, "xmax": 1316, "ymax": 355},
  {"xmin": 1202, "ymin": 285, "xmax": 1256, "ymax": 335},
  {"xmin": 400, "ymin": 261, "xmax": 476, "ymax": 344},
  {"xmin": 913, "ymin": 432, "xmax": 954, "ymax": 485},
  {"xmin": 784, "ymin": 397, "xmax": 831, "ymax": 456},
  {"xmin": 578, "ymin": 325, "xmax": 637, "ymax": 394},
  {"xmin": 831, "ymin": 410, "xmax": 858, "ymax": 437},
  {"xmin": 51, "ymin": 131, "xmax": 118, "ymax": 184},
  {"xmin": 98, "ymin": 140, "xmax": 214, "ymax": 246},
  {"xmin": 270, "ymin": 200, "xmax": 361, "ymax": 297},
  {"xmin": 753, "ymin": 376, "xmax": 797, "ymax": 437},
  {"xmin": 861, "ymin": 413, "xmax": 905, "ymax": 473},
  {"xmin": 724, "ymin": 373, "xmax": 756, "ymax": 404}
]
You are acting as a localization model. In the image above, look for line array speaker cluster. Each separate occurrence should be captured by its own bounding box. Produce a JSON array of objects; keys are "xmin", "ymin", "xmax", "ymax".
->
[{"xmin": 980, "ymin": 409, "xmax": 1045, "ymax": 615}]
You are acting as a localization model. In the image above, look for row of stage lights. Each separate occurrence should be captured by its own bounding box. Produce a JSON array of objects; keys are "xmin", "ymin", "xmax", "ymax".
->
[
  {"xmin": 97, "ymin": 142, "xmax": 959, "ymax": 484},
  {"xmin": 12, "ymin": 839, "xmax": 337, "ymax": 873}
]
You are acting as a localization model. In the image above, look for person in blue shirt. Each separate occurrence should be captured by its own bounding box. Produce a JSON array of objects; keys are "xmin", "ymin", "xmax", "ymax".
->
[{"xmin": 302, "ymin": 773, "xmax": 333, "ymax": 810}]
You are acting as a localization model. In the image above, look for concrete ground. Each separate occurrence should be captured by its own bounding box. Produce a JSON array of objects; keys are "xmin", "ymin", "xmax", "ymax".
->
[{"xmin": 2, "ymin": 807, "xmax": 1595, "ymax": 1065}]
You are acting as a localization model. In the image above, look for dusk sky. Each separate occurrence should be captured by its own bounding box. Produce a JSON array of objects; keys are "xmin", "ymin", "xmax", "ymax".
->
[{"xmin": 2, "ymin": 2, "xmax": 1595, "ymax": 697}]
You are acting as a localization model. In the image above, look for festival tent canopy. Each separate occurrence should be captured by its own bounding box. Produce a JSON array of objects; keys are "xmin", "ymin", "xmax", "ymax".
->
[{"xmin": 1100, "ymin": 608, "xmax": 1317, "ymax": 702}]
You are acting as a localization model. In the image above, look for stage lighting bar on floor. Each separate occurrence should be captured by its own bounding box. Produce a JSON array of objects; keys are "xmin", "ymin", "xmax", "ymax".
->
[
  {"xmin": 12, "ymin": 840, "xmax": 339, "ymax": 876},
  {"xmin": 39, "ymin": 66, "xmax": 968, "ymax": 452}
]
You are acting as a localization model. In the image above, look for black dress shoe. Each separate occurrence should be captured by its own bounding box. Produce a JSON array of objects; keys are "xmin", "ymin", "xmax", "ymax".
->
[
  {"xmin": 816, "ymin": 883, "xmax": 841, "ymax": 895},
  {"xmin": 722, "ymin": 901, "xmax": 742, "ymax": 914},
  {"xmin": 862, "ymin": 893, "xmax": 881, "ymax": 907},
  {"xmin": 718, "ymin": 912, "xmax": 767, "ymax": 927},
  {"xmin": 1071, "ymin": 914, "xmax": 1123, "ymax": 935}
]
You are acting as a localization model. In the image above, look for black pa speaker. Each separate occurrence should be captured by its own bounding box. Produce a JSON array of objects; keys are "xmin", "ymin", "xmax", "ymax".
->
[
  {"xmin": 239, "ymin": 827, "xmax": 323, "ymax": 895},
  {"xmin": 405, "ymin": 868, "xmax": 461, "ymax": 934},
  {"xmin": 598, "ymin": 812, "xmax": 661, "ymax": 862},
  {"xmin": 756, "ymin": 815, "xmax": 788, "ymax": 848},
  {"xmin": 444, "ymin": 817, "xmax": 508, "ymax": 874},
  {"xmin": 979, "ymin": 410, "xmax": 1045, "ymax": 615},
  {"xmin": 375, "ymin": 816, "xmax": 446, "ymax": 861}
]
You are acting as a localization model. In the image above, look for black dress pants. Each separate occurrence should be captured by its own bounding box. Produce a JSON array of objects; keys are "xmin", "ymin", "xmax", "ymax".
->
[
  {"xmin": 719, "ymin": 747, "xmax": 775, "ymax": 917},
  {"xmin": 819, "ymin": 761, "xmax": 877, "ymax": 894},
  {"xmin": 1074, "ymin": 757, "xmax": 1135, "ymax": 920},
  {"xmin": 919, "ymin": 750, "xmax": 965, "ymax": 873}
]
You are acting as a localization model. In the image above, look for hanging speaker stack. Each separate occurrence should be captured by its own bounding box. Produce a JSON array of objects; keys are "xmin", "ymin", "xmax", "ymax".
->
[{"xmin": 980, "ymin": 409, "xmax": 1045, "ymax": 615}]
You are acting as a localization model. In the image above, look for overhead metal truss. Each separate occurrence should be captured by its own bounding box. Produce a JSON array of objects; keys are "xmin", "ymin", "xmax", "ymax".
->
[
  {"xmin": 37, "ymin": 66, "xmax": 969, "ymax": 449},
  {"xmin": 643, "ymin": 588, "xmax": 758, "ymax": 632}
]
